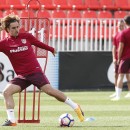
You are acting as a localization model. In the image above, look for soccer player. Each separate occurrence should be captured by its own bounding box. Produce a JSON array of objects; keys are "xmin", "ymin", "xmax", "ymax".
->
[
  {"xmin": 110, "ymin": 20, "xmax": 130, "ymax": 99},
  {"xmin": 0, "ymin": 14, "xmax": 84, "ymax": 126},
  {"xmin": 111, "ymin": 15, "xmax": 130, "ymax": 101}
]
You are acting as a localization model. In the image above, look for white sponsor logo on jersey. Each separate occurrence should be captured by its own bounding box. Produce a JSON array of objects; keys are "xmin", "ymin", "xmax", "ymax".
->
[{"xmin": 10, "ymin": 46, "xmax": 28, "ymax": 53}]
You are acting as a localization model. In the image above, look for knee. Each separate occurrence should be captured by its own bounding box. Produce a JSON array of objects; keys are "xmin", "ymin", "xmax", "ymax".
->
[
  {"xmin": 2, "ymin": 89, "xmax": 10, "ymax": 97},
  {"xmin": 2, "ymin": 85, "xmax": 13, "ymax": 97},
  {"xmin": 42, "ymin": 85, "xmax": 54, "ymax": 96}
]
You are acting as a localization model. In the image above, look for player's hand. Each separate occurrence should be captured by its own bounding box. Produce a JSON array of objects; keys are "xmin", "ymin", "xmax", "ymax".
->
[
  {"xmin": 113, "ymin": 59, "xmax": 117, "ymax": 65},
  {"xmin": 52, "ymin": 49, "xmax": 57, "ymax": 57},
  {"xmin": 117, "ymin": 59, "xmax": 120, "ymax": 65}
]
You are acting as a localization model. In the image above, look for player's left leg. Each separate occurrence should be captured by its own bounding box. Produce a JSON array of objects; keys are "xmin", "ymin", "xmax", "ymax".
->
[
  {"xmin": 112, "ymin": 59, "xmax": 130, "ymax": 101},
  {"xmin": 40, "ymin": 84, "xmax": 84, "ymax": 122},
  {"xmin": 111, "ymin": 74, "xmax": 124, "ymax": 101},
  {"xmin": 109, "ymin": 72, "xmax": 118, "ymax": 98},
  {"xmin": 125, "ymin": 73, "xmax": 130, "ymax": 98},
  {"xmin": 2, "ymin": 83, "xmax": 21, "ymax": 126}
]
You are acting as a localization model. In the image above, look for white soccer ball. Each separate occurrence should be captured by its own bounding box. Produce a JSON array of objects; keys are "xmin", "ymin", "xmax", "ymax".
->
[{"xmin": 59, "ymin": 113, "xmax": 74, "ymax": 127}]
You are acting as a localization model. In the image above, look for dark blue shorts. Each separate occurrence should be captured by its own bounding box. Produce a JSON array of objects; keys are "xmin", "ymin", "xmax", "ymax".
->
[
  {"xmin": 118, "ymin": 58, "xmax": 130, "ymax": 73},
  {"xmin": 9, "ymin": 72, "xmax": 50, "ymax": 91}
]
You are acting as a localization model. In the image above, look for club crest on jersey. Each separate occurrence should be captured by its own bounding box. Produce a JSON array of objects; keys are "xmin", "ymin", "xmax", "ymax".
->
[{"xmin": 21, "ymin": 39, "xmax": 26, "ymax": 44}]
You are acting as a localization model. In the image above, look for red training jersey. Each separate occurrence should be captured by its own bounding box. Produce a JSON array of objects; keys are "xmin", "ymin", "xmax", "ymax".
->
[
  {"xmin": 0, "ymin": 32, "xmax": 54, "ymax": 76},
  {"xmin": 120, "ymin": 28, "xmax": 130, "ymax": 60},
  {"xmin": 113, "ymin": 32, "xmax": 122, "ymax": 60}
]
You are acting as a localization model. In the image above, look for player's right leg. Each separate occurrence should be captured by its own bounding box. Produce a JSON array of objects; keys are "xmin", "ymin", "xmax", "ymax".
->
[
  {"xmin": 29, "ymin": 72, "xmax": 84, "ymax": 122},
  {"xmin": 125, "ymin": 74, "xmax": 130, "ymax": 98},
  {"xmin": 40, "ymin": 84, "xmax": 84, "ymax": 122},
  {"xmin": 2, "ymin": 83, "xmax": 21, "ymax": 126},
  {"xmin": 111, "ymin": 60, "xmax": 129, "ymax": 101},
  {"xmin": 111, "ymin": 74, "xmax": 124, "ymax": 101},
  {"xmin": 110, "ymin": 65, "xmax": 118, "ymax": 98}
]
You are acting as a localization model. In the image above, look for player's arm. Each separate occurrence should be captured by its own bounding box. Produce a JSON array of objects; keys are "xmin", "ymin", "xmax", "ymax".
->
[
  {"xmin": 112, "ymin": 45, "xmax": 116, "ymax": 64},
  {"xmin": 27, "ymin": 33, "xmax": 56, "ymax": 56},
  {"xmin": 112, "ymin": 35, "xmax": 117, "ymax": 64},
  {"xmin": 117, "ymin": 42, "xmax": 124, "ymax": 64}
]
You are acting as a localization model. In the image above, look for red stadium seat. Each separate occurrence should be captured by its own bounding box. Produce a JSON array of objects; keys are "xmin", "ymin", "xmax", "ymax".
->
[
  {"xmin": 68, "ymin": 0, "xmax": 84, "ymax": 9},
  {"xmin": 53, "ymin": 0, "xmax": 68, "ymax": 9},
  {"xmin": 0, "ymin": 1, "xmax": 6, "ymax": 5},
  {"xmin": 52, "ymin": 10, "xmax": 67, "ymax": 18},
  {"xmin": 97, "ymin": 11, "xmax": 113, "ymax": 25},
  {"xmin": 82, "ymin": 10, "xmax": 97, "ymax": 25},
  {"xmin": 67, "ymin": 10, "xmax": 81, "ymax": 25},
  {"xmin": 39, "ymin": 0, "xmax": 54, "ymax": 9},
  {"xmin": 22, "ymin": 0, "xmax": 46, "ymax": 10},
  {"xmin": 22, "ymin": 0, "xmax": 38, "ymax": 5},
  {"xmin": 6, "ymin": 0, "xmax": 23, "ymax": 10},
  {"xmin": 97, "ymin": 11, "xmax": 113, "ymax": 18},
  {"xmin": 67, "ymin": 10, "xmax": 81, "ymax": 18},
  {"xmin": 82, "ymin": 10, "xmax": 97, "ymax": 18},
  {"xmin": 114, "ymin": 0, "xmax": 129, "ymax": 10},
  {"xmin": 38, "ymin": 10, "xmax": 51, "ymax": 18},
  {"xmin": 7, "ymin": 0, "xmax": 21, "ymax": 5},
  {"xmin": 4, "ymin": 10, "xmax": 19, "ymax": 16},
  {"xmin": 0, "ymin": 1, "xmax": 9, "ymax": 10},
  {"xmin": 0, "ymin": 10, "xmax": 3, "ymax": 18},
  {"xmin": 20, "ymin": 10, "xmax": 36, "ymax": 31},
  {"xmin": 51, "ymin": 10, "xmax": 67, "ymax": 25},
  {"xmin": 114, "ymin": 11, "xmax": 128, "ymax": 18},
  {"xmin": 99, "ymin": 0, "xmax": 114, "ymax": 10},
  {"xmin": 20, "ymin": 10, "xmax": 35, "ymax": 18},
  {"xmin": 84, "ymin": 0, "xmax": 100, "ymax": 10}
]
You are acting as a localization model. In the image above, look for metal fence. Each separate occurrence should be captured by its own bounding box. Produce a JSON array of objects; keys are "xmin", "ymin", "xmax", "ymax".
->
[
  {"xmin": 49, "ymin": 18, "xmax": 119, "ymax": 52},
  {"xmin": 0, "ymin": 18, "xmax": 120, "ymax": 52}
]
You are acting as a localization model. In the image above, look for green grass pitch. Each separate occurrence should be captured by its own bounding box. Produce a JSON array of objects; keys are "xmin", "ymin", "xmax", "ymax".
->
[{"xmin": 0, "ymin": 91, "xmax": 130, "ymax": 130}]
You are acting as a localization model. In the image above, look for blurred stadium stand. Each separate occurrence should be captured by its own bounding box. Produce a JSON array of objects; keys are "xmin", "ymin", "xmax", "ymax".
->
[
  {"xmin": 0, "ymin": 0, "xmax": 130, "ymax": 52},
  {"xmin": 0, "ymin": 0, "xmax": 129, "ymax": 18}
]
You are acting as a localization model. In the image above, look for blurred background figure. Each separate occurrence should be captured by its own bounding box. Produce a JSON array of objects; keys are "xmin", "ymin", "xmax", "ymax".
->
[{"xmin": 110, "ymin": 20, "xmax": 130, "ymax": 99}]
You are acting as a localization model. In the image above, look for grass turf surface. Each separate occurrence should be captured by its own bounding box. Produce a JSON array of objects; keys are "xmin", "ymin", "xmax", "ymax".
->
[{"xmin": 0, "ymin": 91, "xmax": 130, "ymax": 130}]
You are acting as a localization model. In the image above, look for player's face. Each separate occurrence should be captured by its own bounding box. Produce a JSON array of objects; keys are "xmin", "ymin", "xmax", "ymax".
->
[
  {"xmin": 118, "ymin": 22, "xmax": 125, "ymax": 31},
  {"xmin": 8, "ymin": 21, "xmax": 20, "ymax": 37}
]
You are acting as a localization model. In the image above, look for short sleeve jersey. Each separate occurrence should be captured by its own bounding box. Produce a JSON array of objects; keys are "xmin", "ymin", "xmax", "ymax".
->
[
  {"xmin": 120, "ymin": 28, "xmax": 130, "ymax": 60},
  {"xmin": 113, "ymin": 32, "xmax": 122, "ymax": 60}
]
